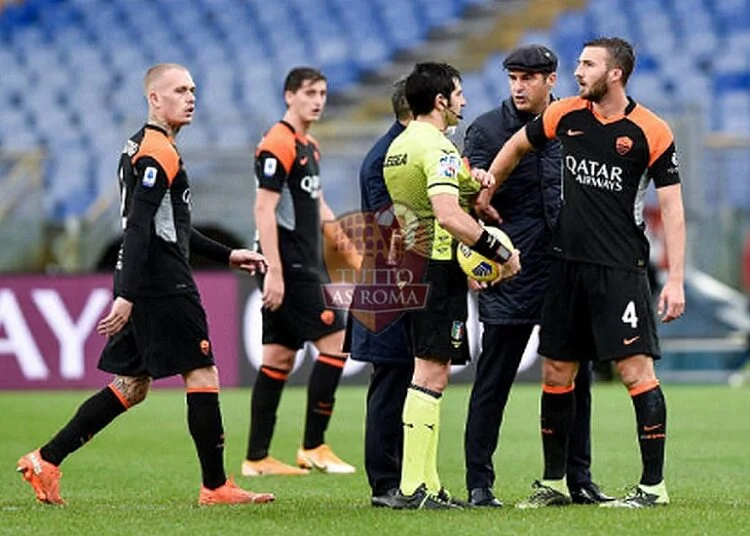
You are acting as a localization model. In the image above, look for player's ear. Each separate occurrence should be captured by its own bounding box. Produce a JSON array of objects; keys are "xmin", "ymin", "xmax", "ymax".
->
[
  {"xmin": 434, "ymin": 93, "xmax": 446, "ymax": 112},
  {"xmin": 284, "ymin": 90, "xmax": 295, "ymax": 108},
  {"xmin": 147, "ymin": 89, "xmax": 159, "ymax": 109},
  {"xmin": 546, "ymin": 72, "xmax": 557, "ymax": 87},
  {"xmin": 609, "ymin": 67, "xmax": 623, "ymax": 85}
]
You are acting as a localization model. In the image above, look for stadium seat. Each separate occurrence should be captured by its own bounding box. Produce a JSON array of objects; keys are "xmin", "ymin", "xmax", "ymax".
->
[{"xmin": 1, "ymin": 0, "xmax": 749, "ymax": 220}]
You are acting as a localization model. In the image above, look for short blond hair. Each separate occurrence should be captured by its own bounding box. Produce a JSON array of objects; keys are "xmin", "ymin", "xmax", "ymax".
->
[{"xmin": 143, "ymin": 63, "xmax": 188, "ymax": 96}]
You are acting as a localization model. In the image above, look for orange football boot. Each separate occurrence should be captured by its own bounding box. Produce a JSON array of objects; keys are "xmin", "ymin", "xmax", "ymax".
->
[
  {"xmin": 241, "ymin": 456, "xmax": 309, "ymax": 477},
  {"xmin": 16, "ymin": 450, "xmax": 65, "ymax": 505},
  {"xmin": 296, "ymin": 444, "xmax": 355, "ymax": 474},
  {"xmin": 199, "ymin": 477, "xmax": 275, "ymax": 505}
]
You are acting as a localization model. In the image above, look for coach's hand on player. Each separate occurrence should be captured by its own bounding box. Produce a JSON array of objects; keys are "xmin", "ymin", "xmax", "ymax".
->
[
  {"xmin": 97, "ymin": 297, "xmax": 133, "ymax": 336},
  {"xmin": 474, "ymin": 189, "xmax": 502, "ymax": 224},
  {"xmin": 657, "ymin": 278, "xmax": 685, "ymax": 323},
  {"xmin": 230, "ymin": 249, "xmax": 268, "ymax": 275},
  {"xmin": 263, "ymin": 267, "xmax": 285, "ymax": 311}
]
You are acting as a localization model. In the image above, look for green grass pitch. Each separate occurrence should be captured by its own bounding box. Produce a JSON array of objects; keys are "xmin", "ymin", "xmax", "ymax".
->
[{"xmin": 1, "ymin": 384, "xmax": 749, "ymax": 535}]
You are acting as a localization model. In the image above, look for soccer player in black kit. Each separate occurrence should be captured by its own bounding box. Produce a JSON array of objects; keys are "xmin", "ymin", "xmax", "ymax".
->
[
  {"xmin": 16, "ymin": 63, "xmax": 274, "ymax": 506},
  {"xmin": 485, "ymin": 38, "xmax": 686, "ymax": 508},
  {"xmin": 242, "ymin": 67, "xmax": 355, "ymax": 476},
  {"xmin": 464, "ymin": 44, "xmax": 611, "ymax": 508}
]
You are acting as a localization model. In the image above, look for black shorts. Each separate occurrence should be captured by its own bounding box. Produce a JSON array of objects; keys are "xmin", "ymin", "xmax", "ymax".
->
[
  {"xmin": 260, "ymin": 276, "xmax": 346, "ymax": 350},
  {"xmin": 98, "ymin": 293, "xmax": 215, "ymax": 379},
  {"xmin": 539, "ymin": 259, "xmax": 660, "ymax": 363},
  {"xmin": 406, "ymin": 259, "xmax": 470, "ymax": 365}
]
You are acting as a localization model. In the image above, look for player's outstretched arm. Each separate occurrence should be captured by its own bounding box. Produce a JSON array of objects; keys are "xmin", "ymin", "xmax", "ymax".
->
[
  {"xmin": 487, "ymin": 127, "xmax": 534, "ymax": 193},
  {"xmin": 656, "ymin": 183, "xmax": 686, "ymax": 323},
  {"xmin": 190, "ymin": 228, "xmax": 232, "ymax": 265},
  {"xmin": 229, "ymin": 249, "xmax": 268, "ymax": 275}
]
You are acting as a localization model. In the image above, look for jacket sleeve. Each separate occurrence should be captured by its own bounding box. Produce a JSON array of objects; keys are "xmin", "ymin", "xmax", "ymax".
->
[
  {"xmin": 360, "ymin": 153, "xmax": 391, "ymax": 212},
  {"xmin": 463, "ymin": 122, "xmax": 495, "ymax": 171}
]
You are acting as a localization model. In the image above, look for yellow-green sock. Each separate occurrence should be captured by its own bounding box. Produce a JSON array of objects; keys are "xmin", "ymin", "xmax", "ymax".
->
[
  {"xmin": 541, "ymin": 478, "xmax": 568, "ymax": 495},
  {"xmin": 400, "ymin": 387, "xmax": 440, "ymax": 496},
  {"xmin": 424, "ymin": 395, "xmax": 442, "ymax": 494}
]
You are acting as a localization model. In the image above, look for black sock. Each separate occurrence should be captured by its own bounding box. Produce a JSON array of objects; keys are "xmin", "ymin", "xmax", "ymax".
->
[
  {"xmin": 541, "ymin": 387, "xmax": 576, "ymax": 481},
  {"xmin": 303, "ymin": 353, "xmax": 346, "ymax": 450},
  {"xmin": 40, "ymin": 386, "xmax": 128, "ymax": 466},
  {"xmin": 186, "ymin": 391, "xmax": 226, "ymax": 490},
  {"xmin": 631, "ymin": 383, "xmax": 667, "ymax": 485},
  {"xmin": 246, "ymin": 365, "xmax": 288, "ymax": 460}
]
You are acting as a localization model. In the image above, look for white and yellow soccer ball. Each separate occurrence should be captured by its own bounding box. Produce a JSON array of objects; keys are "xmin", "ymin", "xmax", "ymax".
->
[{"xmin": 457, "ymin": 226, "xmax": 514, "ymax": 282}]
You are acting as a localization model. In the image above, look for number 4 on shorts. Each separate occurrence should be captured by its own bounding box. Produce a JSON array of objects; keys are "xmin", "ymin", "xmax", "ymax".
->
[{"xmin": 621, "ymin": 301, "xmax": 638, "ymax": 328}]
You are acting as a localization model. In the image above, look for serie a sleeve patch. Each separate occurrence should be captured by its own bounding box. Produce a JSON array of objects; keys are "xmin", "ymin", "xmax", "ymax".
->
[
  {"xmin": 142, "ymin": 166, "xmax": 158, "ymax": 188},
  {"xmin": 263, "ymin": 157, "xmax": 278, "ymax": 177},
  {"xmin": 437, "ymin": 154, "xmax": 460, "ymax": 179}
]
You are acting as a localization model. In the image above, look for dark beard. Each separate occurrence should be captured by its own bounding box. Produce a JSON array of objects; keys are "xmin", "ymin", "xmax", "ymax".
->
[{"xmin": 581, "ymin": 74, "xmax": 608, "ymax": 102}]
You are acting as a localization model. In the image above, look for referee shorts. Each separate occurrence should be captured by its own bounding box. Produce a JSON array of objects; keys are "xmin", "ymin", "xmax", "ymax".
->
[{"xmin": 407, "ymin": 259, "xmax": 470, "ymax": 365}]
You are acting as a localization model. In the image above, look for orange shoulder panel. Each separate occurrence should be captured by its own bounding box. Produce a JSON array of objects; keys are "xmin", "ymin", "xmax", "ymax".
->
[
  {"xmin": 132, "ymin": 129, "xmax": 180, "ymax": 185},
  {"xmin": 627, "ymin": 105, "xmax": 674, "ymax": 167},
  {"xmin": 543, "ymin": 97, "xmax": 589, "ymax": 139},
  {"xmin": 257, "ymin": 123, "xmax": 296, "ymax": 174}
]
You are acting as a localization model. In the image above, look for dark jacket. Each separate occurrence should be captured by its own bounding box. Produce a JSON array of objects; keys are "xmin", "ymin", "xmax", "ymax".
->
[
  {"xmin": 348, "ymin": 121, "xmax": 411, "ymax": 365},
  {"xmin": 464, "ymin": 98, "xmax": 562, "ymax": 324}
]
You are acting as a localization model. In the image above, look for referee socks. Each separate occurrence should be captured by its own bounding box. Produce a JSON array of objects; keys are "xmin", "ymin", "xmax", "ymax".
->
[{"xmin": 400, "ymin": 385, "xmax": 442, "ymax": 496}]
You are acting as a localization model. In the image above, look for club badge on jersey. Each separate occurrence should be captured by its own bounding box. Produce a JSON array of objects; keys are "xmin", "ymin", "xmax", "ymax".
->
[{"xmin": 142, "ymin": 166, "xmax": 158, "ymax": 188}]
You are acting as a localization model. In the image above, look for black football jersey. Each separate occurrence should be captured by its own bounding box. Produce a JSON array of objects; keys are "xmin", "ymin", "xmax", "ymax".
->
[
  {"xmin": 115, "ymin": 124, "xmax": 197, "ymax": 299},
  {"xmin": 526, "ymin": 97, "xmax": 681, "ymax": 270},
  {"xmin": 254, "ymin": 120, "xmax": 323, "ymax": 276}
]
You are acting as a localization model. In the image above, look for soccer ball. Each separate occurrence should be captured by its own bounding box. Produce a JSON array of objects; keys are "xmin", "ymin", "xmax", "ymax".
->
[{"xmin": 456, "ymin": 226, "xmax": 514, "ymax": 282}]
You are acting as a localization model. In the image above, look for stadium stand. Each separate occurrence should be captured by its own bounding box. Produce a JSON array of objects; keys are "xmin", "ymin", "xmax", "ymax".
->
[
  {"xmin": 2, "ymin": 0, "xmax": 747, "ymax": 222},
  {"xmin": 0, "ymin": 0, "xmax": 489, "ymax": 220},
  {"xmin": 1, "ymin": 0, "xmax": 747, "ymax": 221},
  {"xmin": 461, "ymin": 0, "xmax": 750, "ymax": 131}
]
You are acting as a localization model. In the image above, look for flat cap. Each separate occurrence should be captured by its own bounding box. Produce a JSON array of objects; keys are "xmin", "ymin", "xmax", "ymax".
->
[{"xmin": 502, "ymin": 44, "xmax": 558, "ymax": 73}]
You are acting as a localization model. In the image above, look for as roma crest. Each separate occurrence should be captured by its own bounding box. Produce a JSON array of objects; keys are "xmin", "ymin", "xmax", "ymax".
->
[
  {"xmin": 615, "ymin": 136, "xmax": 633, "ymax": 156},
  {"xmin": 321, "ymin": 203, "xmax": 429, "ymax": 333}
]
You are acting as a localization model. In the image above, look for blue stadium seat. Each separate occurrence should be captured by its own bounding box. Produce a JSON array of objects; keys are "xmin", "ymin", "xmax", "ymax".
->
[
  {"xmin": 372, "ymin": 0, "xmax": 426, "ymax": 51},
  {"xmin": 328, "ymin": 0, "xmax": 392, "ymax": 71},
  {"xmin": 412, "ymin": 0, "xmax": 460, "ymax": 29},
  {"xmin": 718, "ymin": 91, "xmax": 750, "ymax": 133},
  {"xmin": 1, "ymin": 0, "xmax": 748, "ymax": 220}
]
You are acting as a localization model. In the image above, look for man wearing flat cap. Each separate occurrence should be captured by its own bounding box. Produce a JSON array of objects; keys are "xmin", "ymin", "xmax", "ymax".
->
[{"xmin": 462, "ymin": 44, "xmax": 613, "ymax": 507}]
